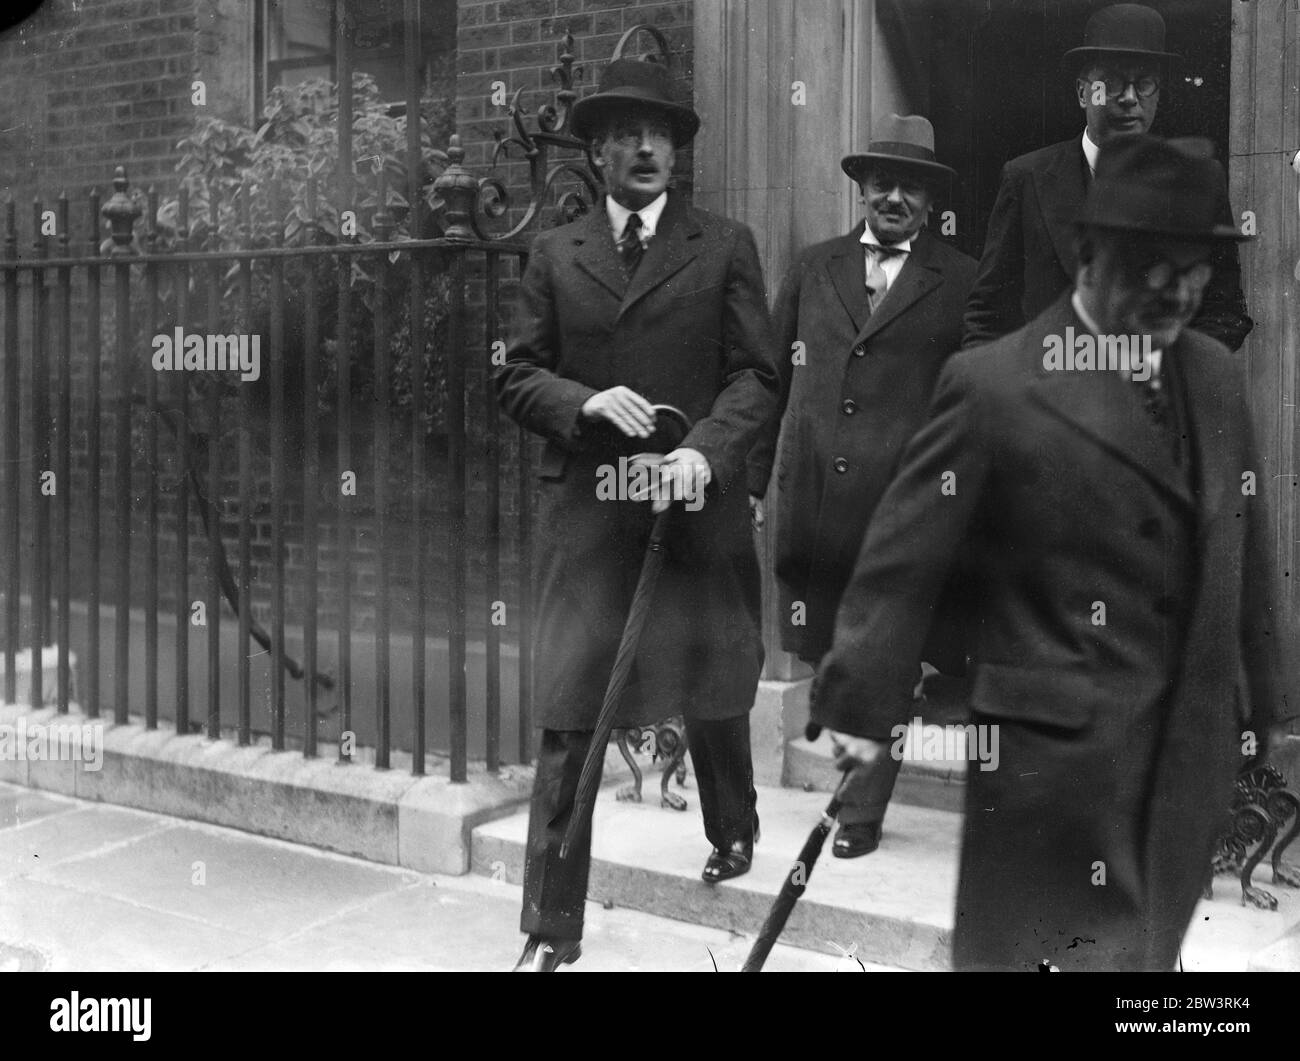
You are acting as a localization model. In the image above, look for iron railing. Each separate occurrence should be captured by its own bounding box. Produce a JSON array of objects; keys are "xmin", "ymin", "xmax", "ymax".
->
[{"xmin": 0, "ymin": 11, "xmax": 683, "ymax": 779}]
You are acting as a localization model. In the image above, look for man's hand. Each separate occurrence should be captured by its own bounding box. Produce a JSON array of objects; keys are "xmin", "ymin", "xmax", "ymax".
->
[
  {"xmin": 749, "ymin": 495, "xmax": 764, "ymax": 529},
  {"xmin": 826, "ymin": 730, "xmax": 893, "ymax": 772},
  {"xmin": 580, "ymin": 386, "xmax": 656, "ymax": 439},
  {"xmin": 629, "ymin": 448, "xmax": 712, "ymax": 513}
]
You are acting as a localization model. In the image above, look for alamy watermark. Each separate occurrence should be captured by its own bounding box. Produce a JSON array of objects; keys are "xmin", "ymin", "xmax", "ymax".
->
[
  {"xmin": 0, "ymin": 718, "xmax": 103, "ymax": 772},
  {"xmin": 151, "ymin": 327, "xmax": 261, "ymax": 382},
  {"xmin": 890, "ymin": 717, "xmax": 999, "ymax": 772},
  {"xmin": 595, "ymin": 456, "xmax": 705, "ymax": 511},
  {"xmin": 1042, "ymin": 326, "xmax": 1153, "ymax": 382}
]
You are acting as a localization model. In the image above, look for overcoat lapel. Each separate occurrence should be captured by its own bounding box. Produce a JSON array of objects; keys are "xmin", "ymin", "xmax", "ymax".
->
[
  {"xmin": 572, "ymin": 206, "xmax": 628, "ymax": 302},
  {"xmin": 1033, "ymin": 141, "xmax": 1089, "ymax": 280},
  {"xmin": 1027, "ymin": 296, "xmax": 1196, "ymax": 512},
  {"xmin": 823, "ymin": 223, "xmax": 870, "ymax": 335}
]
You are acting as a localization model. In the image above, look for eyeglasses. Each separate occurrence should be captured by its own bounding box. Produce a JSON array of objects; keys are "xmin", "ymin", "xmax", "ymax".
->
[
  {"xmin": 1136, "ymin": 258, "xmax": 1213, "ymax": 291},
  {"xmin": 1083, "ymin": 75, "xmax": 1161, "ymax": 99}
]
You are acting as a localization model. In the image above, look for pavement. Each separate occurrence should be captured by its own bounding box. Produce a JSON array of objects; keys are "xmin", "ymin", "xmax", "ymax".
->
[
  {"xmin": 0, "ymin": 781, "xmax": 878, "ymax": 973},
  {"xmin": 3, "ymin": 777, "xmax": 1297, "ymax": 973}
]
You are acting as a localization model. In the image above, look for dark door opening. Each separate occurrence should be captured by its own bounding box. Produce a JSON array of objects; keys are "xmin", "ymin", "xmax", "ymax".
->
[{"xmin": 879, "ymin": 0, "xmax": 1234, "ymax": 263}]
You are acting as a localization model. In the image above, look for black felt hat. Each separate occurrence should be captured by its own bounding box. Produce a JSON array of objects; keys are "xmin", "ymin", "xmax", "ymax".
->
[
  {"xmin": 1078, "ymin": 135, "xmax": 1248, "ymax": 242},
  {"xmin": 1063, "ymin": 4, "xmax": 1178, "ymax": 71},
  {"xmin": 571, "ymin": 58, "xmax": 700, "ymax": 148}
]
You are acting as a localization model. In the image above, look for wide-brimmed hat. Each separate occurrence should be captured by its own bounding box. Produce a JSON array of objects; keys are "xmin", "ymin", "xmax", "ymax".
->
[
  {"xmin": 840, "ymin": 114, "xmax": 956, "ymax": 185},
  {"xmin": 570, "ymin": 58, "xmax": 700, "ymax": 148},
  {"xmin": 1077, "ymin": 135, "xmax": 1248, "ymax": 242},
  {"xmin": 1063, "ymin": 4, "xmax": 1178, "ymax": 72}
]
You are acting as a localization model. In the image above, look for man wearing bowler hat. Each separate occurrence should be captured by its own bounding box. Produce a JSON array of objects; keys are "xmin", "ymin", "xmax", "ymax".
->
[
  {"xmin": 497, "ymin": 57, "xmax": 779, "ymax": 971},
  {"xmin": 963, "ymin": 3, "xmax": 1252, "ymax": 351},
  {"xmin": 748, "ymin": 115, "xmax": 977, "ymax": 859},
  {"xmin": 814, "ymin": 134, "xmax": 1297, "ymax": 970}
]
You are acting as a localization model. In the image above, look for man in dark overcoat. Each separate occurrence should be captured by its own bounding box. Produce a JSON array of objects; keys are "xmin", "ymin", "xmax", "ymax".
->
[
  {"xmin": 748, "ymin": 115, "xmax": 977, "ymax": 858},
  {"xmin": 496, "ymin": 58, "xmax": 779, "ymax": 972},
  {"xmin": 813, "ymin": 135, "xmax": 1297, "ymax": 971},
  {"xmin": 962, "ymin": 3, "xmax": 1252, "ymax": 351}
]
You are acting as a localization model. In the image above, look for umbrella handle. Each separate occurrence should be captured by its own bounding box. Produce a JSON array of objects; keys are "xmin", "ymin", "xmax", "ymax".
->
[{"xmin": 650, "ymin": 403, "xmax": 691, "ymax": 445}]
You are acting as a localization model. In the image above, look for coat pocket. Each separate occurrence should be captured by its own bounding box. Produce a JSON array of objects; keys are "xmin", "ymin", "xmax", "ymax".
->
[
  {"xmin": 538, "ymin": 441, "xmax": 568, "ymax": 481},
  {"xmin": 969, "ymin": 664, "xmax": 1099, "ymax": 730}
]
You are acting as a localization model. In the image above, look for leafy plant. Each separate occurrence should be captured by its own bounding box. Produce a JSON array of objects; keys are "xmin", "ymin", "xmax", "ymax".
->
[{"xmin": 153, "ymin": 73, "xmax": 458, "ymax": 435}]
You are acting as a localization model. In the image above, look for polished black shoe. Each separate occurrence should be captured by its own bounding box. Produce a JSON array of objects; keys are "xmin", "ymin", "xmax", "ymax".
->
[
  {"xmin": 832, "ymin": 820, "xmax": 882, "ymax": 859},
  {"xmin": 702, "ymin": 838, "xmax": 753, "ymax": 883},
  {"xmin": 512, "ymin": 935, "xmax": 582, "ymax": 972},
  {"xmin": 702, "ymin": 815, "xmax": 759, "ymax": 884}
]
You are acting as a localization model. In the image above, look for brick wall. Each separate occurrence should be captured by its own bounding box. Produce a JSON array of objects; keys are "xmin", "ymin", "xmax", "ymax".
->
[{"xmin": 0, "ymin": 0, "xmax": 253, "ymax": 207}]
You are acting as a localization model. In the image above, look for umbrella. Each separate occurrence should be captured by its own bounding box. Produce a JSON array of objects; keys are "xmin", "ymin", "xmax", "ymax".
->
[
  {"xmin": 560, "ymin": 404, "xmax": 694, "ymax": 860},
  {"xmin": 741, "ymin": 724, "xmax": 851, "ymax": 972}
]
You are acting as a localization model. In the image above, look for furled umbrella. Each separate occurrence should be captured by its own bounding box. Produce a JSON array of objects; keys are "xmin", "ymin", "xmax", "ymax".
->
[
  {"xmin": 560, "ymin": 404, "xmax": 694, "ymax": 859},
  {"xmin": 741, "ymin": 724, "xmax": 851, "ymax": 972}
]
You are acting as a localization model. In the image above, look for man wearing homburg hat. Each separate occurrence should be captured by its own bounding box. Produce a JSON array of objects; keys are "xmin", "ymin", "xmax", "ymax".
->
[
  {"xmin": 813, "ymin": 134, "xmax": 1298, "ymax": 971},
  {"xmin": 496, "ymin": 57, "xmax": 779, "ymax": 971},
  {"xmin": 748, "ymin": 115, "xmax": 977, "ymax": 859},
  {"xmin": 963, "ymin": 3, "xmax": 1252, "ymax": 351}
]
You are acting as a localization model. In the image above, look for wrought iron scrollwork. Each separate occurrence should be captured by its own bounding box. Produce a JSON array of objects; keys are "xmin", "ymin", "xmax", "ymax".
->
[
  {"xmin": 1204, "ymin": 763, "xmax": 1300, "ymax": 909},
  {"xmin": 616, "ymin": 717, "xmax": 690, "ymax": 811},
  {"xmin": 436, "ymin": 25, "xmax": 680, "ymax": 242}
]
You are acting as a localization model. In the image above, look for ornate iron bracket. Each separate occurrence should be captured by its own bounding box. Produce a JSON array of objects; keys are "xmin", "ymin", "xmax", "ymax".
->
[
  {"xmin": 1204, "ymin": 763, "xmax": 1300, "ymax": 909},
  {"xmin": 433, "ymin": 25, "xmax": 678, "ymax": 242}
]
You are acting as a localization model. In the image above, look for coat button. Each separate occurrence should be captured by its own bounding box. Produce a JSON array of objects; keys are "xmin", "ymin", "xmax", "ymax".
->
[
  {"xmin": 1138, "ymin": 517, "xmax": 1161, "ymax": 539},
  {"xmin": 852, "ymin": 344, "xmax": 866, "ymax": 357},
  {"xmin": 842, "ymin": 399, "xmax": 857, "ymax": 415},
  {"xmin": 1153, "ymin": 595, "xmax": 1176, "ymax": 615},
  {"xmin": 833, "ymin": 457, "xmax": 849, "ymax": 474}
]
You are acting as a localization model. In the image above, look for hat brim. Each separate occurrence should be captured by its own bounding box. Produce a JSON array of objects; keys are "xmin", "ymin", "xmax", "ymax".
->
[
  {"xmin": 1063, "ymin": 45, "xmax": 1179, "ymax": 72},
  {"xmin": 571, "ymin": 92, "xmax": 700, "ymax": 147},
  {"xmin": 1076, "ymin": 218, "xmax": 1250, "ymax": 243},
  {"xmin": 841, "ymin": 152, "xmax": 956, "ymax": 184}
]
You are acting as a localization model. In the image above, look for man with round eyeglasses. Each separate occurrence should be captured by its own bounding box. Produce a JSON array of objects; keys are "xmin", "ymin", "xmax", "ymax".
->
[{"xmin": 962, "ymin": 3, "xmax": 1252, "ymax": 352}]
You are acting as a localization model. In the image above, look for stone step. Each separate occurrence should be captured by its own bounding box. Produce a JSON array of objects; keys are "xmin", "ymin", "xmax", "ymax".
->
[
  {"xmin": 472, "ymin": 780, "xmax": 963, "ymax": 971},
  {"xmin": 783, "ymin": 729, "xmax": 969, "ymax": 814}
]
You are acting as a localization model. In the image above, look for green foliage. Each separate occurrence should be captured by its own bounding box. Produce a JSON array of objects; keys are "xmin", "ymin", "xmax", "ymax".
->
[{"xmin": 153, "ymin": 73, "xmax": 457, "ymax": 436}]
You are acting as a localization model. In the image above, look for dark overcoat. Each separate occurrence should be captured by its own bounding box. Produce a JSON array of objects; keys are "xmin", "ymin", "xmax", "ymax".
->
[
  {"xmin": 747, "ymin": 225, "xmax": 977, "ymax": 663},
  {"xmin": 812, "ymin": 294, "xmax": 1297, "ymax": 971},
  {"xmin": 496, "ymin": 193, "xmax": 780, "ymax": 731},
  {"xmin": 961, "ymin": 138, "xmax": 1253, "ymax": 350}
]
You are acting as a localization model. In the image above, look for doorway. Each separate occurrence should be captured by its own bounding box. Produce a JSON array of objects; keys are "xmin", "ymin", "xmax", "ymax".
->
[{"xmin": 876, "ymin": 0, "xmax": 1234, "ymax": 262}]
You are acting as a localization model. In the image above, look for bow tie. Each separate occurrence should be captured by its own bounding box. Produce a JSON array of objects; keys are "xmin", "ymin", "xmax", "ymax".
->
[{"xmin": 863, "ymin": 243, "xmax": 907, "ymax": 257}]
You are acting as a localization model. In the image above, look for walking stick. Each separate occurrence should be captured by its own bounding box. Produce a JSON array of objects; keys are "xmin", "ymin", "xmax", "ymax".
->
[
  {"xmin": 560, "ymin": 405, "xmax": 693, "ymax": 860},
  {"xmin": 741, "ymin": 725, "xmax": 851, "ymax": 972}
]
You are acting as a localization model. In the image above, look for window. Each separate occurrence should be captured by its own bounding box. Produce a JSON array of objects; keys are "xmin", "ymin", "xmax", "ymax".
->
[{"xmin": 254, "ymin": 0, "xmax": 457, "ymax": 118}]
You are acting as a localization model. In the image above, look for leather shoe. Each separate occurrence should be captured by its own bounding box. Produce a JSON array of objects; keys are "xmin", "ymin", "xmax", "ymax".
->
[
  {"xmin": 832, "ymin": 820, "xmax": 882, "ymax": 859},
  {"xmin": 512, "ymin": 935, "xmax": 582, "ymax": 972},
  {"xmin": 702, "ymin": 815, "xmax": 759, "ymax": 883}
]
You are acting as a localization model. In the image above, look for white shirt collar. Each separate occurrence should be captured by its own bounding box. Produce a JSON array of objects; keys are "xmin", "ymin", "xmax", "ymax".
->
[
  {"xmin": 860, "ymin": 222, "xmax": 912, "ymax": 254},
  {"xmin": 606, "ymin": 192, "xmax": 668, "ymax": 243},
  {"xmin": 1081, "ymin": 128, "xmax": 1101, "ymax": 176},
  {"xmin": 1071, "ymin": 291, "xmax": 1163, "ymax": 376}
]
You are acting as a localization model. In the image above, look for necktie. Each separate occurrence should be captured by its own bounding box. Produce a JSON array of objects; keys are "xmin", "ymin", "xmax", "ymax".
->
[
  {"xmin": 864, "ymin": 244, "xmax": 905, "ymax": 312},
  {"xmin": 620, "ymin": 213, "xmax": 645, "ymax": 276}
]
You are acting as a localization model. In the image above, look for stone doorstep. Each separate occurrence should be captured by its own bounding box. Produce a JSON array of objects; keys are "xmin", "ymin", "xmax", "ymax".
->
[
  {"xmin": 0, "ymin": 701, "xmax": 533, "ymax": 876},
  {"xmin": 784, "ymin": 733, "xmax": 969, "ymax": 814},
  {"xmin": 473, "ymin": 782, "xmax": 962, "ymax": 971}
]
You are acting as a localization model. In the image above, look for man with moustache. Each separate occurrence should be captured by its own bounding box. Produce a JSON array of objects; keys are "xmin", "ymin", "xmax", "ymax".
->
[
  {"xmin": 748, "ymin": 116, "xmax": 976, "ymax": 858},
  {"xmin": 963, "ymin": 3, "xmax": 1251, "ymax": 351},
  {"xmin": 497, "ymin": 58, "xmax": 779, "ymax": 972},
  {"xmin": 814, "ymin": 135, "xmax": 1296, "ymax": 971}
]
